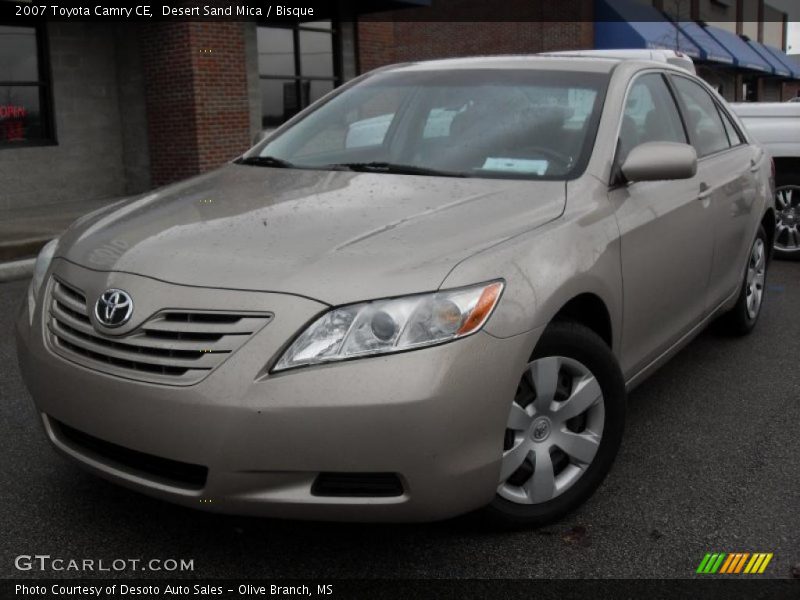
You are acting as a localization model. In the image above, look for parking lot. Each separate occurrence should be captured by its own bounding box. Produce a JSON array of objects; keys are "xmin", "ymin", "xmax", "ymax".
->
[{"xmin": 1, "ymin": 262, "xmax": 798, "ymax": 580}]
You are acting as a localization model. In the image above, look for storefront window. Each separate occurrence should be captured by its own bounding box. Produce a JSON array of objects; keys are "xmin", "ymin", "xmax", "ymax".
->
[
  {"xmin": 257, "ymin": 22, "xmax": 339, "ymax": 128},
  {"xmin": 0, "ymin": 24, "xmax": 54, "ymax": 145}
]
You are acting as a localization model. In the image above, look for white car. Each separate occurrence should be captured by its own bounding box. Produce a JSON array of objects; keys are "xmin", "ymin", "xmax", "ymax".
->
[{"xmin": 732, "ymin": 102, "xmax": 800, "ymax": 259}]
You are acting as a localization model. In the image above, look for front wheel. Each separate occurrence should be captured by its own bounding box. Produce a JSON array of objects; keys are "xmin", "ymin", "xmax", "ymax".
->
[{"xmin": 484, "ymin": 321, "xmax": 626, "ymax": 528}]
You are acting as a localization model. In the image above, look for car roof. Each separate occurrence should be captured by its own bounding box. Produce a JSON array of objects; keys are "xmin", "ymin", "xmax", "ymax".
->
[
  {"xmin": 543, "ymin": 49, "xmax": 696, "ymax": 74},
  {"xmin": 383, "ymin": 55, "xmax": 689, "ymax": 75},
  {"xmin": 389, "ymin": 55, "xmax": 620, "ymax": 74}
]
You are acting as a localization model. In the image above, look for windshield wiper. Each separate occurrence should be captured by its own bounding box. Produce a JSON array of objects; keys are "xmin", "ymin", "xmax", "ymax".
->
[
  {"xmin": 236, "ymin": 155, "xmax": 295, "ymax": 169},
  {"xmin": 325, "ymin": 162, "xmax": 467, "ymax": 178}
]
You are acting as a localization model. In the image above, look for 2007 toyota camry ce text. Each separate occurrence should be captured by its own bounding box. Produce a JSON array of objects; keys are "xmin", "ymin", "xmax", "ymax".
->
[{"xmin": 16, "ymin": 56, "xmax": 775, "ymax": 526}]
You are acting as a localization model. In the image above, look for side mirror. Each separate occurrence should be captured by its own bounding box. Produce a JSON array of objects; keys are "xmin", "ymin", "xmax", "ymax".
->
[{"xmin": 620, "ymin": 141, "xmax": 697, "ymax": 183}]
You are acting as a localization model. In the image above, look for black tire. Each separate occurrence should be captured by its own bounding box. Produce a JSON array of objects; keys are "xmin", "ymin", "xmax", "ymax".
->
[
  {"xmin": 773, "ymin": 174, "xmax": 800, "ymax": 261},
  {"xmin": 484, "ymin": 321, "xmax": 626, "ymax": 528},
  {"xmin": 716, "ymin": 225, "xmax": 768, "ymax": 336}
]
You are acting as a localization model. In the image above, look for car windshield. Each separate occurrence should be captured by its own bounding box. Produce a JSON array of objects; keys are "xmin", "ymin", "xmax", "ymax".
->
[{"xmin": 244, "ymin": 68, "xmax": 609, "ymax": 180}]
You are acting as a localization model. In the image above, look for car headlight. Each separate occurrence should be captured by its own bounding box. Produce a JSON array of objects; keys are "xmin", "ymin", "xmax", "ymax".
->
[
  {"xmin": 27, "ymin": 238, "xmax": 59, "ymax": 322},
  {"xmin": 273, "ymin": 281, "xmax": 504, "ymax": 372}
]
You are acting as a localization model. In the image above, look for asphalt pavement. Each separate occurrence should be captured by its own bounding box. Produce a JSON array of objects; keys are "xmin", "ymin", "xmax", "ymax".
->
[{"xmin": 1, "ymin": 262, "xmax": 798, "ymax": 580}]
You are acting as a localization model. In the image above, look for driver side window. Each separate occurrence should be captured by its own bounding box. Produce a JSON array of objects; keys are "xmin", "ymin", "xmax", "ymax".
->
[{"xmin": 619, "ymin": 73, "xmax": 687, "ymax": 164}]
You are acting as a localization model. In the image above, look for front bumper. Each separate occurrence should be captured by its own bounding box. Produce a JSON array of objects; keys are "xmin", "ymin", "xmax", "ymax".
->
[{"xmin": 16, "ymin": 262, "xmax": 541, "ymax": 521}]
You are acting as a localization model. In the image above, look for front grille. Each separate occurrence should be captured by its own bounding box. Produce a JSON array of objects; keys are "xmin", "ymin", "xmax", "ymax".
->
[
  {"xmin": 311, "ymin": 473, "xmax": 404, "ymax": 497},
  {"xmin": 51, "ymin": 418, "xmax": 208, "ymax": 490},
  {"xmin": 46, "ymin": 278, "xmax": 272, "ymax": 385}
]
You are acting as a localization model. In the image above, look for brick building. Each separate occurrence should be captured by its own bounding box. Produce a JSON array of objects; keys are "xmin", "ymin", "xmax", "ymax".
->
[{"xmin": 1, "ymin": 0, "xmax": 798, "ymax": 213}]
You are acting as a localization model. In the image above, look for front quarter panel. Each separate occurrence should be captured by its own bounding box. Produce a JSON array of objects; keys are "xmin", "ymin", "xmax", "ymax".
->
[{"xmin": 442, "ymin": 175, "xmax": 622, "ymax": 356}]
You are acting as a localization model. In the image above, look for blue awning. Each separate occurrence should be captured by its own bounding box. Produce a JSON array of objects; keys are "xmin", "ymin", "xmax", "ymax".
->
[
  {"xmin": 701, "ymin": 25, "xmax": 773, "ymax": 73},
  {"xmin": 745, "ymin": 39, "xmax": 791, "ymax": 77},
  {"xmin": 760, "ymin": 44, "xmax": 800, "ymax": 80},
  {"xmin": 594, "ymin": 0, "xmax": 701, "ymax": 59},
  {"xmin": 675, "ymin": 21, "xmax": 734, "ymax": 64}
]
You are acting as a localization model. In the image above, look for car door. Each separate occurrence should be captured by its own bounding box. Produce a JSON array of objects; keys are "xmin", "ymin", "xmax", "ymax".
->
[
  {"xmin": 670, "ymin": 74, "xmax": 760, "ymax": 309},
  {"xmin": 608, "ymin": 71, "xmax": 715, "ymax": 377}
]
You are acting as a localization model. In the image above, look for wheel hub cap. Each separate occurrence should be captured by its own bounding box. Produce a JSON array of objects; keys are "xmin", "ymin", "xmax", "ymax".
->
[
  {"xmin": 531, "ymin": 417, "xmax": 551, "ymax": 442},
  {"xmin": 498, "ymin": 356, "xmax": 605, "ymax": 505},
  {"xmin": 775, "ymin": 185, "xmax": 800, "ymax": 252},
  {"xmin": 745, "ymin": 237, "xmax": 766, "ymax": 320}
]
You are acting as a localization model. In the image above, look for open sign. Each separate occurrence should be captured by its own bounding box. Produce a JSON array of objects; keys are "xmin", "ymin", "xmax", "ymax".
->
[{"xmin": 0, "ymin": 105, "xmax": 27, "ymax": 119}]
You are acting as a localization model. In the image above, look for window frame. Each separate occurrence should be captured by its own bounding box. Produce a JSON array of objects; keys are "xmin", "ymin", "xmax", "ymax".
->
[
  {"xmin": 714, "ymin": 101, "xmax": 746, "ymax": 148},
  {"xmin": 611, "ymin": 69, "xmax": 690, "ymax": 185},
  {"xmin": 256, "ymin": 21, "xmax": 342, "ymax": 128},
  {"xmin": 619, "ymin": 72, "xmax": 690, "ymax": 150},
  {"xmin": 666, "ymin": 73, "xmax": 742, "ymax": 159},
  {"xmin": 0, "ymin": 22, "xmax": 56, "ymax": 149}
]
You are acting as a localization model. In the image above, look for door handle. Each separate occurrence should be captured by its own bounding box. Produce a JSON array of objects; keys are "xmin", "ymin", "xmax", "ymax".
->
[
  {"xmin": 698, "ymin": 182, "xmax": 711, "ymax": 201},
  {"xmin": 749, "ymin": 159, "xmax": 760, "ymax": 173}
]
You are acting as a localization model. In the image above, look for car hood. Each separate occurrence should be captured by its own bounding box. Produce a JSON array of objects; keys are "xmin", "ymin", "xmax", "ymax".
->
[{"xmin": 60, "ymin": 164, "xmax": 565, "ymax": 305}]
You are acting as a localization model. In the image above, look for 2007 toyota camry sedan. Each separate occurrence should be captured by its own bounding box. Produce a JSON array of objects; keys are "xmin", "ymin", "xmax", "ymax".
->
[{"xmin": 16, "ymin": 56, "xmax": 775, "ymax": 526}]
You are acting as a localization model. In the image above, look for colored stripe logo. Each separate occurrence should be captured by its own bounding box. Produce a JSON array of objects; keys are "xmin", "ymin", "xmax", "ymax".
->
[{"xmin": 697, "ymin": 552, "xmax": 773, "ymax": 574}]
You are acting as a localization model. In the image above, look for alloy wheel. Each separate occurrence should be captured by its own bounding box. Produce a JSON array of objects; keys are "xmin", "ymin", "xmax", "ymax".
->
[
  {"xmin": 498, "ymin": 356, "xmax": 605, "ymax": 505},
  {"xmin": 746, "ymin": 237, "xmax": 766, "ymax": 320},
  {"xmin": 775, "ymin": 185, "xmax": 800, "ymax": 253}
]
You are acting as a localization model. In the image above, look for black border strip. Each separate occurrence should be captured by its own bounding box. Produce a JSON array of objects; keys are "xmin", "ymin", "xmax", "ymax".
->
[
  {"xmin": 3, "ymin": 578, "xmax": 800, "ymax": 599},
  {"xmin": 1, "ymin": 0, "xmax": 789, "ymax": 23}
]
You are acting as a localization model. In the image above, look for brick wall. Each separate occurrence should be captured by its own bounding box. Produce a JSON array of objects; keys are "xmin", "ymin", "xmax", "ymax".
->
[
  {"xmin": 140, "ymin": 22, "xmax": 251, "ymax": 186},
  {"xmin": 358, "ymin": 0, "xmax": 594, "ymax": 73},
  {"xmin": 696, "ymin": 65, "xmax": 737, "ymax": 101},
  {"xmin": 782, "ymin": 81, "xmax": 800, "ymax": 101}
]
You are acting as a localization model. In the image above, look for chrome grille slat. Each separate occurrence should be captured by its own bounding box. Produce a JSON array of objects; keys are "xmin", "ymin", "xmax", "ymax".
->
[
  {"xmin": 56, "ymin": 337, "xmax": 194, "ymax": 379},
  {"xmin": 51, "ymin": 301, "xmax": 243, "ymax": 353},
  {"xmin": 49, "ymin": 321, "xmax": 222, "ymax": 369},
  {"xmin": 51, "ymin": 301, "xmax": 97, "ymax": 335},
  {"xmin": 52, "ymin": 281, "xmax": 89, "ymax": 316},
  {"xmin": 109, "ymin": 331, "xmax": 241, "ymax": 353},
  {"xmin": 143, "ymin": 316, "xmax": 265, "ymax": 335},
  {"xmin": 46, "ymin": 277, "xmax": 272, "ymax": 385}
]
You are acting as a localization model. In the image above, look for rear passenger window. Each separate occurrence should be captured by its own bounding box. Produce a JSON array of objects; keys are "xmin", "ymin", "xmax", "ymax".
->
[
  {"xmin": 618, "ymin": 73, "xmax": 687, "ymax": 164},
  {"xmin": 671, "ymin": 76, "xmax": 731, "ymax": 157},
  {"xmin": 718, "ymin": 107, "xmax": 744, "ymax": 146}
]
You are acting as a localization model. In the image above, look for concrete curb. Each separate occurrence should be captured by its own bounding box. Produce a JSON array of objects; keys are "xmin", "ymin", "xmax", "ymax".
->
[
  {"xmin": 0, "ymin": 258, "xmax": 35, "ymax": 283},
  {"xmin": 0, "ymin": 236, "xmax": 50, "ymax": 263}
]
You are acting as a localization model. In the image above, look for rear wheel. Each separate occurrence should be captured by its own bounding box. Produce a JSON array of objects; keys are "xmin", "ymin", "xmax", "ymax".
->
[
  {"xmin": 485, "ymin": 321, "xmax": 625, "ymax": 528},
  {"xmin": 716, "ymin": 226, "xmax": 768, "ymax": 336},
  {"xmin": 774, "ymin": 179, "xmax": 800, "ymax": 260}
]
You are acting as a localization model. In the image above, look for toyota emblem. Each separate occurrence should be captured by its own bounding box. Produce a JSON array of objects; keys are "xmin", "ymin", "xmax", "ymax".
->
[{"xmin": 95, "ymin": 289, "xmax": 134, "ymax": 328}]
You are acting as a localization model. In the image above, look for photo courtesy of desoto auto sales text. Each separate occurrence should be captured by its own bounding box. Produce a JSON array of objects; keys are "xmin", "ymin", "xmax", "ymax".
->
[{"xmin": 1, "ymin": 0, "xmax": 798, "ymax": 598}]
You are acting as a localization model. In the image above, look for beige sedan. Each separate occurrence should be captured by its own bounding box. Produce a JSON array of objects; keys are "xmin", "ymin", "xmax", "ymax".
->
[{"xmin": 17, "ymin": 56, "xmax": 774, "ymax": 526}]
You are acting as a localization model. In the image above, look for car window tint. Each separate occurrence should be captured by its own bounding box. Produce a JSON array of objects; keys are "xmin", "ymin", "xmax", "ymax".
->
[
  {"xmin": 618, "ymin": 73, "xmax": 687, "ymax": 164},
  {"xmin": 345, "ymin": 113, "xmax": 394, "ymax": 148},
  {"xmin": 293, "ymin": 88, "xmax": 403, "ymax": 156},
  {"xmin": 671, "ymin": 76, "xmax": 731, "ymax": 157},
  {"xmin": 718, "ymin": 106, "xmax": 744, "ymax": 146},
  {"xmin": 408, "ymin": 81, "xmax": 600, "ymax": 176},
  {"xmin": 422, "ymin": 106, "xmax": 465, "ymax": 139},
  {"xmin": 256, "ymin": 69, "xmax": 609, "ymax": 180}
]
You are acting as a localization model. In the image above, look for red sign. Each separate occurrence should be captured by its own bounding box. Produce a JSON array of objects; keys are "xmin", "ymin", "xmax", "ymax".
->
[
  {"xmin": 0, "ymin": 105, "xmax": 27, "ymax": 119},
  {"xmin": 0, "ymin": 105, "xmax": 28, "ymax": 140}
]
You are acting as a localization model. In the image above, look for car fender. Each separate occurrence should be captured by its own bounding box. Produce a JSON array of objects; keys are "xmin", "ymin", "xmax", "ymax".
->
[{"xmin": 440, "ymin": 175, "xmax": 623, "ymax": 356}]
